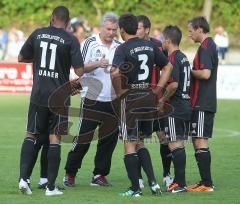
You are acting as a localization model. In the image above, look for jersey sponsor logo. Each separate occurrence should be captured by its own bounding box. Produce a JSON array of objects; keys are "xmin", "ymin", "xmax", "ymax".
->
[{"xmin": 131, "ymin": 82, "xmax": 149, "ymax": 89}]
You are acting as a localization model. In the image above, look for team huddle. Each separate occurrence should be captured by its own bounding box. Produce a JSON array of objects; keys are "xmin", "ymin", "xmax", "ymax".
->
[{"xmin": 18, "ymin": 6, "xmax": 218, "ymax": 197}]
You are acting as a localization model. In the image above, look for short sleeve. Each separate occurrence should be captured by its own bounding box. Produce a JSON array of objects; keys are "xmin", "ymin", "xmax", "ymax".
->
[
  {"xmin": 154, "ymin": 45, "xmax": 169, "ymax": 69},
  {"xmin": 112, "ymin": 45, "xmax": 125, "ymax": 69},
  {"xmin": 19, "ymin": 30, "xmax": 37, "ymax": 59},
  {"xmin": 199, "ymin": 47, "xmax": 213, "ymax": 70},
  {"xmin": 70, "ymin": 36, "xmax": 84, "ymax": 68}
]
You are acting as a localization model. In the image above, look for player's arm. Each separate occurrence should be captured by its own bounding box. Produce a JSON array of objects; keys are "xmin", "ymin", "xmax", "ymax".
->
[
  {"xmin": 159, "ymin": 59, "xmax": 180, "ymax": 103},
  {"xmin": 71, "ymin": 37, "xmax": 84, "ymax": 78},
  {"xmin": 110, "ymin": 67, "xmax": 128, "ymax": 98},
  {"xmin": 191, "ymin": 69, "xmax": 211, "ymax": 80},
  {"xmin": 18, "ymin": 30, "xmax": 36, "ymax": 63},
  {"xmin": 155, "ymin": 62, "xmax": 173, "ymax": 91},
  {"xmin": 110, "ymin": 45, "xmax": 128, "ymax": 98},
  {"xmin": 18, "ymin": 54, "xmax": 33, "ymax": 63},
  {"xmin": 158, "ymin": 81, "xmax": 178, "ymax": 105},
  {"xmin": 74, "ymin": 67, "xmax": 84, "ymax": 77},
  {"xmin": 153, "ymin": 45, "xmax": 173, "ymax": 95}
]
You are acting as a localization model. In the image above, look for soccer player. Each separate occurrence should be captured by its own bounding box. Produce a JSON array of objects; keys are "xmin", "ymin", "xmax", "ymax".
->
[
  {"xmin": 160, "ymin": 25, "xmax": 191, "ymax": 193},
  {"xmin": 187, "ymin": 16, "xmax": 218, "ymax": 192},
  {"xmin": 63, "ymin": 12, "xmax": 119, "ymax": 187},
  {"xmin": 18, "ymin": 6, "xmax": 84, "ymax": 196},
  {"xmin": 136, "ymin": 14, "xmax": 173, "ymax": 188},
  {"xmin": 111, "ymin": 13, "xmax": 172, "ymax": 197}
]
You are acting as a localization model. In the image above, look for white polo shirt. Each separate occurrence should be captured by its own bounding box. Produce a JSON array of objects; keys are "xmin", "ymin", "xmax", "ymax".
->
[{"xmin": 80, "ymin": 34, "xmax": 121, "ymax": 101}]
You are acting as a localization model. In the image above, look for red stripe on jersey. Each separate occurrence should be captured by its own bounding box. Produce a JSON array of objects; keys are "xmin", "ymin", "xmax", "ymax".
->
[
  {"xmin": 150, "ymin": 37, "xmax": 163, "ymax": 89},
  {"xmin": 201, "ymin": 38, "xmax": 208, "ymax": 49},
  {"xmin": 190, "ymin": 50, "xmax": 200, "ymax": 108}
]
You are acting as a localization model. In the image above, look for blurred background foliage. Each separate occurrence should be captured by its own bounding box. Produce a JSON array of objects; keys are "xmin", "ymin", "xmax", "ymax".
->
[{"xmin": 0, "ymin": 0, "xmax": 239, "ymax": 47}]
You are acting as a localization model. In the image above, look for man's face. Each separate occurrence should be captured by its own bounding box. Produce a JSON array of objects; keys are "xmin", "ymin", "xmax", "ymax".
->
[
  {"xmin": 188, "ymin": 23, "xmax": 200, "ymax": 43},
  {"xmin": 162, "ymin": 34, "xmax": 167, "ymax": 49},
  {"xmin": 100, "ymin": 20, "xmax": 118, "ymax": 43},
  {"xmin": 137, "ymin": 22, "xmax": 149, "ymax": 39}
]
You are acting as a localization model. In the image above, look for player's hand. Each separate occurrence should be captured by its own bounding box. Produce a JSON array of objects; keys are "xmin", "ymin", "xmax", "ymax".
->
[
  {"xmin": 157, "ymin": 98, "xmax": 165, "ymax": 113},
  {"xmin": 70, "ymin": 78, "xmax": 82, "ymax": 96},
  {"xmin": 98, "ymin": 54, "xmax": 109, "ymax": 68}
]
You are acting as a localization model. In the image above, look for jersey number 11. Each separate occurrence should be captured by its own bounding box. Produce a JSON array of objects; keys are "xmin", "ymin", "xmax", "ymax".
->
[{"xmin": 40, "ymin": 41, "xmax": 57, "ymax": 70}]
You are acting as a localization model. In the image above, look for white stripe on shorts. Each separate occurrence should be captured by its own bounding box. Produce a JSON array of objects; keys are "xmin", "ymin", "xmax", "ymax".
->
[{"xmin": 197, "ymin": 111, "xmax": 204, "ymax": 137}]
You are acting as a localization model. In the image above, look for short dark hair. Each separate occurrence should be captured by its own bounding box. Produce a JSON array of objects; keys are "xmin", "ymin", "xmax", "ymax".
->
[
  {"xmin": 119, "ymin": 13, "xmax": 138, "ymax": 35},
  {"xmin": 72, "ymin": 22, "xmax": 85, "ymax": 33},
  {"xmin": 52, "ymin": 6, "xmax": 70, "ymax": 24},
  {"xmin": 163, "ymin": 25, "xmax": 182, "ymax": 46},
  {"xmin": 188, "ymin": 16, "xmax": 210, "ymax": 33},
  {"xmin": 137, "ymin": 15, "xmax": 151, "ymax": 29}
]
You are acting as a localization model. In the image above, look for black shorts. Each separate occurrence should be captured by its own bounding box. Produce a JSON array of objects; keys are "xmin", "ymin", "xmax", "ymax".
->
[
  {"xmin": 153, "ymin": 118, "xmax": 164, "ymax": 132},
  {"xmin": 27, "ymin": 102, "xmax": 68, "ymax": 135},
  {"xmin": 190, "ymin": 110, "xmax": 215, "ymax": 138},
  {"xmin": 160, "ymin": 116, "xmax": 189, "ymax": 143},
  {"xmin": 76, "ymin": 98, "xmax": 119, "ymax": 144},
  {"xmin": 120, "ymin": 91, "xmax": 158, "ymax": 141}
]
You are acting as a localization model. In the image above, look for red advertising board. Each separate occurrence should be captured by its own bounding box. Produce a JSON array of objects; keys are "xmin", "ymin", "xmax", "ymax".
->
[
  {"xmin": 0, "ymin": 63, "xmax": 33, "ymax": 93},
  {"xmin": 0, "ymin": 63, "xmax": 78, "ymax": 94}
]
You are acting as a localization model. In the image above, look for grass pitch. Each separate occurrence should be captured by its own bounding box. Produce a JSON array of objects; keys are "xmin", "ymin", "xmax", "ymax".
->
[{"xmin": 0, "ymin": 95, "xmax": 239, "ymax": 204}]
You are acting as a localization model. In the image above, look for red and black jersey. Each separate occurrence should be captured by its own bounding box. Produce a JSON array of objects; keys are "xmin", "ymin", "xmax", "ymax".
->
[
  {"xmin": 149, "ymin": 37, "xmax": 167, "ymax": 88},
  {"xmin": 190, "ymin": 37, "xmax": 218, "ymax": 113},
  {"xmin": 168, "ymin": 50, "xmax": 191, "ymax": 120}
]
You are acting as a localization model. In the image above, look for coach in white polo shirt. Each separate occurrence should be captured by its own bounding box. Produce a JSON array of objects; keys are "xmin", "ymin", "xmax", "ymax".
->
[{"xmin": 63, "ymin": 12, "xmax": 120, "ymax": 187}]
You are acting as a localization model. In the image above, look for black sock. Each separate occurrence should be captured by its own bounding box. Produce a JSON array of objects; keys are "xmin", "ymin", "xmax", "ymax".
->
[
  {"xmin": 26, "ymin": 139, "xmax": 42, "ymax": 179},
  {"xmin": 40, "ymin": 143, "xmax": 49, "ymax": 178},
  {"xmin": 124, "ymin": 153, "xmax": 140, "ymax": 191},
  {"xmin": 171, "ymin": 147, "xmax": 186, "ymax": 187},
  {"xmin": 20, "ymin": 137, "xmax": 36, "ymax": 181},
  {"xmin": 47, "ymin": 144, "xmax": 61, "ymax": 190},
  {"xmin": 160, "ymin": 144, "xmax": 172, "ymax": 177},
  {"xmin": 137, "ymin": 159, "xmax": 143, "ymax": 179},
  {"xmin": 195, "ymin": 148, "xmax": 212, "ymax": 186},
  {"xmin": 137, "ymin": 148, "xmax": 156, "ymax": 186}
]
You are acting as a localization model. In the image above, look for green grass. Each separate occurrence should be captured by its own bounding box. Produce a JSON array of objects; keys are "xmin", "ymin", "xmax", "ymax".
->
[{"xmin": 0, "ymin": 95, "xmax": 240, "ymax": 204}]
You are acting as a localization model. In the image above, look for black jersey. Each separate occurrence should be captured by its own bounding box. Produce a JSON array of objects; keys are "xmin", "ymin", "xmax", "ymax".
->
[
  {"xmin": 190, "ymin": 37, "xmax": 218, "ymax": 113},
  {"xmin": 168, "ymin": 50, "xmax": 191, "ymax": 120},
  {"xmin": 20, "ymin": 26, "xmax": 84, "ymax": 106},
  {"xmin": 113, "ymin": 37, "xmax": 169, "ymax": 89}
]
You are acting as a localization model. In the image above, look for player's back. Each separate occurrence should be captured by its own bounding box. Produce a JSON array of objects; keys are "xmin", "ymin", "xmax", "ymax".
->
[
  {"xmin": 26, "ymin": 26, "xmax": 81, "ymax": 106},
  {"xmin": 169, "ymin": 50, "xmax": 191, "ymax": 120},
  {"xmin": 119, "ymin": 37, "xmax": 167, "ymax": 89}
]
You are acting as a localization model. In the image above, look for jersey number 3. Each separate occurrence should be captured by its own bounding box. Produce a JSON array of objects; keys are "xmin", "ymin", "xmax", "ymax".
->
[
  {"xmin": 138, "ymin": 54, "xmax": 149, "ymax": 81},
  {"xmin": 40, "ymin": 41, "xmax": 57, "ymax": 70}
]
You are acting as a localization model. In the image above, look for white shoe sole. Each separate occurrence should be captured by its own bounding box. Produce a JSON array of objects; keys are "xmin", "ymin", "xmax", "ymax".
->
[{"xmin": 45, "ymin": 191, "xmax": 63, "ymax": 196}]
